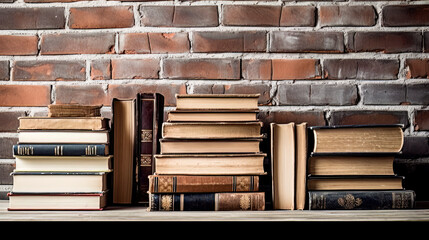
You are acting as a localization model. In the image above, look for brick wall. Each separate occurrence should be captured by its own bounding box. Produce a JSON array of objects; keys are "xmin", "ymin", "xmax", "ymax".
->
[{"xmin": 0, "ymin": 1, "xmax": 428, "ymax": 202}]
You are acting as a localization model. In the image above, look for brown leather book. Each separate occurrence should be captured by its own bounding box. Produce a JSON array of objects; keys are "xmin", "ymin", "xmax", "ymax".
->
[{"xmin": 48, "ymin": 104, "xmax": 102, "ymax": 117}]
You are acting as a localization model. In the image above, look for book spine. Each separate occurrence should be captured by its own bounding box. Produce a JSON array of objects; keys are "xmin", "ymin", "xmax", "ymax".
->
[
  {"xmin": 308, "ymin": 190, "xmax": 416, "ymax": 210},
  {"xmin": 13, "ymin": 144, "xmax": 108, "ymax": 156},
  {"xmin": 149, "ymin": 192, "xmax": 265, "ymax": 211}
]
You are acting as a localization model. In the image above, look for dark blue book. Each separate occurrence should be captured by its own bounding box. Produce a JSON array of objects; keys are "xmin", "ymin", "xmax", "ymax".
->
[{"xmin": 13, "ymin": 144, "xmax": 109, "ymax": 156}]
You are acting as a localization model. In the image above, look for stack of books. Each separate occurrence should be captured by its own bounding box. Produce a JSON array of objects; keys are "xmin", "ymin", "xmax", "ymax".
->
[
  {"xmin": 148, "ymin": 94, "xmax": 266, "ymax": 211},
  {"xmin": 306, "ymin": 124, "xmax": 416, "ymax": 210},
  {"xmin": 8, "ymin": 104, "xmax": 111, "ymax": 210}
]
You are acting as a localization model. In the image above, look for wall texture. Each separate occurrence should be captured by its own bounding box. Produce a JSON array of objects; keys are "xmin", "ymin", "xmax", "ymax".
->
[{"xmin": 0, "ymin": 0, "xmax": 428, "ymax": 202}]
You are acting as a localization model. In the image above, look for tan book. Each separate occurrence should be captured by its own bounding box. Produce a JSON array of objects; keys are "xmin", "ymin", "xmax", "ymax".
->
[
  {"xmin": 18, "ymin": 130, "xmax": 109, "ymax": 144},
  {"xmin": 160, "ymin": 138, "xmax": 261, "ymax": 154},
  {"xmin": 295, "ymin": 122, "xmax": 308, "ymax": 210},
  {"xmin": 14, "ymin": 155, "xmax": 112, "ymax": 172},
  {"xmin": 175, "ymin": 94, "xmax": 260, "ymax": 110},
  {"xmin": 148, "ymin": 175, "xmax": 259, "ymax": 193},
  {"xmin": 270, "ymin": 122, "xmax": 295, "ymax": 210},
  {"xmin": 18, "ymin": 117, "xmax": 109, "ymax": 131},
  {"xmin": 48, "ymin": 104, "xmax": 102, "ymax": 117},
  {"xmin": 162, "ymin": 122, "xmax": 263, "ymax": 139},
  {"xmin": 167, "ymin": 110, "xmax": 258, "ymax": 122},
  {"xmin": 311, "ymin": 125, "xmax": 404, "ymax": 153},
  {"xmin": 154, "ymin": 153, "xmax": 266, "ymax": 175},
  {"xmin": 307, "ymin": 176, "xmax": 404, "ymax": 191}
]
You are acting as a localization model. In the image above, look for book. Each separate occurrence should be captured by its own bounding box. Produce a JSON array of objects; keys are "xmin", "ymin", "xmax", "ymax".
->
[
  {"xmin": 11, "ymin": 171, "xmax": 109, "ymax": 193},
  {"xmin": 112, "ymin": 98, "xmax": 136, "ymax": 204},
  {"xmin": 8, "ymin": 192, "xmax": 107, "ymax": 210},
  {"xmin": 175, "ymin": 94, "xmax": 260, "ymax": 110},
  {"xmin": 154, "ymin": 153, "xmax": 266, "ymax": 175},
  {"xmin": 148, "ymin": 175, "xmax": 259, "ymax": 193},
  {"xmin": 308, "ymin": 190, "xmax": 416, "ymax": 210},
  {"xmin": 295, "ymin": 122, "xmax": 308, "ymax": 210},
  {"xmin": 167, "ymin": 110, "xmax": 258, "ymax": 122},
  {"xmin": 136, "ymin": 93, "xmax": 164, "ymax": 205},
  {"xmin": 13, "ymin": 144, "xmax": 109, "ymax": 156},
  {"xmin": 310, "ymin": 125, "xmax": 404, "ymax": 153},
  {"xmin": 160, "ymin": 138, "xmax": 261, "ymax": 154},
  {"xmin": 270, "ymin": 122, "xmax": 295, "ymax": 210},
  {"xmin": 48, "ymin": 104, "xmax": 102, "ymax": 117},
  {"xmin": 18, "ymin": 130, "xmax": 109, "ymax": 144},
  {"xmin": 307, "ymin": 175, "xmax": 404, "ymax": 191},
  {"xmin": 14, "ymin": 155, "xmax": 112, "ymax": 172},
  {"xmin": 18, "ymin": 117, "xmax": 109, "ymax": 131},
  {"xmin": 148, "ymin": 192, "xmax": 265, "ymax": 211},
  {"xmin": 162, "ymin": 122, "xmax": 263, "ymax": 139}
]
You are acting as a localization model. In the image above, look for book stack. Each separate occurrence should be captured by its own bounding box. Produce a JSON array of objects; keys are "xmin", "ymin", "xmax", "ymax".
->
[
  {"xmin": 306, "ymin": 124, "xmax": 416, "ymax": 210},
  {"xmin": 8, "ymin": 104, "xmax": 111, "ymax": 210},
  {"xmin": 148, "ymin": 94, "xmax": 266, "ymax": 211}
]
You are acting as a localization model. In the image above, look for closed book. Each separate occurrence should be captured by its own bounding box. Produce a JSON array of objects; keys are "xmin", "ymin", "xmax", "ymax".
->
[
  {"xmin": 167, "ymin": 110, "xmax": 258, "ymax": 122},
  {"xmin": 308, "ymin": 190, "xmax": 416, "ymax": 210},
  {"xmin": 148, "ymin": 192, "xmax": 265, "ymax": 211},
  {"xmin": 18, "ymin": 117, "xmax": 109, "ymax": 131},
  {"xmin": 307, "ymin": 175, "xmax": 404, "ymax": 191},
  {"xmin": 148, "ymin": 175, "xmax": 259, "ymax": 193},
  {"xmin": 175, "ymin": 94, "xmax": 260, "ymax": 110},
  {"xmin": 13, "ymin": 144, "xmax": 109, "ymax": 156},
  {"xmin": 48, "ymin": 104, "xmax": 102, "ymax": 117},
  {"xmin": 295, "ymin": 122, "xmax": 308, "ymax": 210},
  {"xmin": 160, "ymin": 138, "xmax": 261, "ymax": 154},
  {"xmin": 14, "ymin": 155, "xmax": 112, "ymax": 172},
  {"xmin": 18, "ymin": 130, "xmax": 109, "ymax": 144}
]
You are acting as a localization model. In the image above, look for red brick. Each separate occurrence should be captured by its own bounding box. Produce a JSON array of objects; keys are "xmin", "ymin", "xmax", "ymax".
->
[
  {"xmin": 329, "ymin": 111, "xmax": 409, "ymax": 126},
  {"xmin": 222, "ymin": 5, "xmax": 281, "ymax": 26},
  {"xmin": 140, "ymin": 6, "xmax": 218, "ymax": 27},
  {"xmin": 0, "ymin": 8, "xmax": 65, "ymax": 30},
  {"xmin": 91, "ymin": 60, "xmax": 111, "ymax": 80},
  {"xmin": 41, "ymin": 33, "xmax": 115, "ymax": 55},
  {"xmin": 324, "ymin": 59, "xmax": 399, "ymax": 80},
  {"xmin": 55, "ymin": 85, "xmax": 109, "ymax": 106},
  {"xmin": 270, "ymin": 31, "xmax": 344, "ymax": 53},
  {"xmin": 14, "ymin": 60, "xmax": 86, "ymax": 81},
  {"xmin": 192, "ymin": 31, "xmax": 266, "ymax": 53},
  {"xmin": 0, "ymin": 85, "xmax": 50, "ymax": 106},
  {"xmin": 242, "ymin": 59, "xmax": 272, "ymax": 80},
  {"xmin": 0, "ymin": 112, "xmax": 26, "ymax": 132},
  {"xmin": 163, "ymin": 59, "xmax": 240, "ymax": 80},
  {"xmin": 280, "ymin": 6, "xmax": 316, "ymax": 27},
  {"xmin": 415, "ymin": 110, "xmax": 429, "ymax": 131},
  {"xmin": 320, "ymin": 6, "xmax": 376, "ymax": 27},
  {"xmin": 383, "ymin": 5, "xmax": 429, "ymax": 27},
  {"xmin": 0, "ymin": 61, "xmax": 8, "ymax": 80},
  {"xmin": 0, "ymin": 35, "xmax": 38, "ymax": 56},
  {"xmin": 69, "ymin": 6, "xmax": 134, "ymax": 29},
  {"xmin": 148, "ymin": 32, "xmax": 190, "ymax": 53},
  {"xmin": 405, "ymin": 59, "xmax": 429, "ymax": 79},
  {"xmin": 111, "ymin": 59, "xmax": 160, "ymax": 79},
  {"xmin": 347, "ymin": 32, "xmax": 422, "ymax": 53},
  {"xmin": 119, "ymin": 33, "xmax": 150, "ymax": 54},
  {"xmin": 140, "ymin": 6, "xmax": 174, "ymax": 27},
  {"xmin": 272, "ymin": 59, "xmax": 321, "ymax": 80}
]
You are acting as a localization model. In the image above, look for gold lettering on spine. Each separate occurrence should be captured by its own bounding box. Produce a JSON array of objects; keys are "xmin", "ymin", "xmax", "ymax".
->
[
  {"xmin": 17, "ymin": 146, "xmax": 34, "ymax": 155},
  {"xmin": 85, "ymin": 145, "xmax": 98, "ymax": 156},
  {"xmin": 161, "ymin": 195, "xmax": 173, "ymax": 211},
  {"xmin": 141, "ymin": 130, "xmax": 153, "ymax": 142},
  {"xmin": 180, "ymin": 194, "xmax": 184, "ymax": 211}
]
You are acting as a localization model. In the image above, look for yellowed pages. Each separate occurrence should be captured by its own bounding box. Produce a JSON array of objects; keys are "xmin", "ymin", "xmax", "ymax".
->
[{"xmin": 295, "ymin": 123, "xmax": 307, "ymax": 210}]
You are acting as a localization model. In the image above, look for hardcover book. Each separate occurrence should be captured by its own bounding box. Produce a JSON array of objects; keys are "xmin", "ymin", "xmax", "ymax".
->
[
  {"xmin": 14, "ymin": 155, "xmax": 112, "ymax": 172},
  {"xmin": 160, "ymin": 138, "xmax": 261, "ymax": 154},
  {"xmin": 149, "ymin": 192, "xmax": 265, "ymax": 211},
  {"xmin": 18, "ymin": 130, "xmax": 109, "ymax": 144},
  {"xmin": 175, "ymin": 94, "xmax": 260, "ymax": 110},
  {"xmin": 13, "ymin": 144, "xmax": 109, "ymax": 156},
  {"xmin": 307, "ymin": 175, "xmax": 405, "ymax": 191},
  {"xmin": 48, "ymin": 104, "xmax": 102, "ymax": 117},
  {"xmin": 295, "ymin": 122, "xmax": 308, "ymax": 210},
  {"xmin": 18, "ymin": 117, "xmax": 109, "ymax": 131},
  {"xmin": 167, "ymin": 110, "xmax": 258, "ymax": 122}
]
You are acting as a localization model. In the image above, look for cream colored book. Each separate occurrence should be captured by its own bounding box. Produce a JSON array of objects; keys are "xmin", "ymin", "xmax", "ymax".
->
[
  {"xmin": 18, "ymin": 130, "xmax": 109, "ymax": 144},
  {"xmin": 160, "ymin": 139, "xmax": 261, "ymax": 154},
  {"xmin": 175, "ymin": 94, "xmax": 260, "ymax": 110},
  {"xmin": 167, "ymin": 110, "xmax": 258, "ymax": 122},
  {"xmin": 14, "ymin": 155, "xmax": 112, "ymax": 172}
]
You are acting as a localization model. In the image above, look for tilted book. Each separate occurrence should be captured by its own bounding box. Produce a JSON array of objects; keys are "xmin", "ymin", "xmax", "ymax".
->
[{"xmin": 13, "ymin": 144, "xmax": 109, "ymax": 156}]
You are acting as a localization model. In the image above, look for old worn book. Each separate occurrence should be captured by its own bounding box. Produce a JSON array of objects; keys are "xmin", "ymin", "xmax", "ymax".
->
[
  {"xmin": 162, "ymin": 122, "xmax": 263, "ymax": 139},
  {"xmin": 307, "ymin": 175, "xmax": 404, "ymax": 191},
  {"xmin": 308, "ymin": 153, "xmax": 395, "ymax": 176},
  {"xmin": 48, "ymin": 104, "xmax": 102, "ymax": 117},
  {"xmin": 14, "ymin": 155, "xmax": 112, "ymax": 172},
  {"xmin": 148, "ymin": 175, "xmax": 259, "ymax": 193},
  {"xmin": 18, "ymin": 117, "xmax": 109, "ymax": 131},
  {"xmin": 136, "ymin": 93, "xmax": 164, "ymax": 204},
  {"xmin": 148, "ymin": 192, "xmax": 265, "ymax": 211},
  {"xmin": 270, "ymin": 122, "xmax": 295, "ymax": 210},
  {"xmin": 175, "ymin": 94, "xmax": 260, "ymax": 110},
  {"xmin": 160, "ymin": 138, "xmax": 261, "ymax": 154},
  {"xmin": 154, "ymin": 153, "xmax": 266, "ymax": 175},
  {"xmin": 8, "ymin": 192, "xmax": 107, "ymax": 210},
  {"xmin": 167, "ymin": 110, "xmax": 258, "ymax": 122},
  {"xmin": 308, "ymin": 190, "xmax": 416, "ymax": 210},
  {"xmin": 11, "ymin": 172, "xmax": 109, "ymax": 193},
  {"xmin": 112, "ymin": 98, "xmax": 136, "ymax": 204},
  {"xmin": 13, "ymin": 144, "xmax": 109, "ymax": 156},
  {"xmin": 295, "ymin": 122, "xmax": 308, "ymax": 210},
  {"xmin": 18, "ymin": 130, "xmax": 109, "ymax": 144},
  {"xmin": 310, "ymin": 125, "xmax": 404, "ymax": 153}
]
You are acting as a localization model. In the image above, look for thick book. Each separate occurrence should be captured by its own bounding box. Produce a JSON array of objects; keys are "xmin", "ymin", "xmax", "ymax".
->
[
  {"xmin": 148, "ymin": 175, "xmax": 259, "ymax": 193},
  {"xmin": 11, "ymin": 171, "xmax": 109, "ymax": 193},
  {"xmin": 13, "ymin": 144, "xmax": 109, "ymax": 156},
  {"xmin": 307, "ymin": 175, "xmax": 405, "ymax": 191},
  {"xmin": 136, "ymin": 93, "xmax": 164, "ymax": 204},
  {"xmin": 18, "ymin": 117, "xmax": 109, "ymax": 131},
  {"xmin": 8, "ymin": 192, "xmax": 107, "ymax": 210},
  {"xmin": 167, "ymin": 110, "xmax": 258, "ymax": 122},
  {"xmin": 175, "ymin": 94, "xmax": 260, "ymax": 110},
  {"xmin": 162, "ymin": 122, "xmax": 263, "ymax": 139},
  {"xmin": 112, "ymin": 98, "xmax": 136, "ymax": 204},
  {"xmin": 48, "ymin": 104, "xmax": 102, "ymax": 117},
  {"xmin": 148, "ymin": 192, "xmax": 265, "ymax": 211},
  {"xmin": 160, "ymin": 138, "xmax": 261, "ymax": 154},
  {"xmin": 14, "ymin": 155, "xmax": 112, "ymax": 172},
  {"xmin": 154, "ymin": 153, "xmax": 266, "ymax": 175},
  {"xmin": 295, "ymin": 122, "xmax": 308, "ymax": 210},
  {"xmin": 18, "ymin": 130, "xmax": 109, "ymax": 144},
  {"xmin": 308, "ymin": 190, "xmax": 416, "ymax": 210},
  {"xmin": 310, "ymin": 124, "xmax": 404, "ymax": 153}
]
